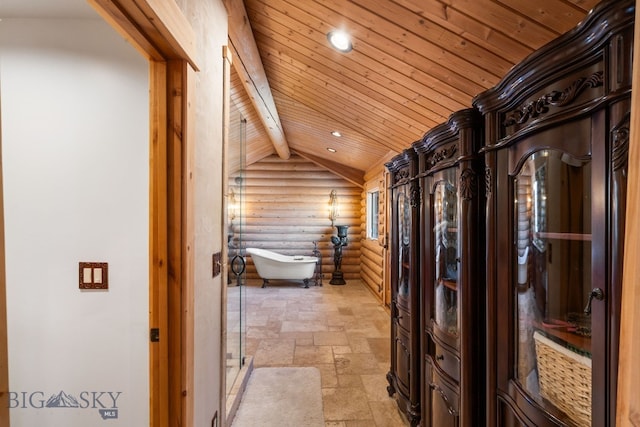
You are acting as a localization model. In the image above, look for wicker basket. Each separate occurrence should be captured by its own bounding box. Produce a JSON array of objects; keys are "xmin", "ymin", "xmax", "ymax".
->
[{"xmin": 533, "ymin": 331, "xmax": 592, "ymax": 426}]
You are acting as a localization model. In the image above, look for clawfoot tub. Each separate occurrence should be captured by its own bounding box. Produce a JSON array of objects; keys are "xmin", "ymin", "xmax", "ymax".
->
[{"xmin": 246, "ymin": 248, "xmax": 318, "ymax": 288}]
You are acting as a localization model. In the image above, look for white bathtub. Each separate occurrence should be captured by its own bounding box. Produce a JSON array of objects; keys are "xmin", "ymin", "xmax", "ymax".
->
[{"xmin": 246, "ymin": 248, "xmax": 318, "ymax": 288}]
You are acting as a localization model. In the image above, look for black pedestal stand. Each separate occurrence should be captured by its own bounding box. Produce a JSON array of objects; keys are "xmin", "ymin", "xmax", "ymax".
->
[{"xmin": 329, "ymin": 225, "xmax": 349, "ymax": 285}]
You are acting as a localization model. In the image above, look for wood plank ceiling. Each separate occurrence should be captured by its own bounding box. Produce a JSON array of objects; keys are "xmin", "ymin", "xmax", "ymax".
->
[{"xmin": 229, "ymin": 0, "xmax": 601, "ymax": 185}]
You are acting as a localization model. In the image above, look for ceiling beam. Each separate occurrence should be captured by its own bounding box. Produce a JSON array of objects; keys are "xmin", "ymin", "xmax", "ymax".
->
[
  {"xmin": 227, "ymin": 0, "xmax": 291, "ymax": 160},
  {"xmin": 295, "ymin": 150, "xmax": 364, "ymax": 189}
]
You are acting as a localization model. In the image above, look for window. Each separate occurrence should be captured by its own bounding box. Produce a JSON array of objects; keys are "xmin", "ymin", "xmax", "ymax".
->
[{"xmin": 366, "ymin": 190, "xmax": 380, "ymax": 239}]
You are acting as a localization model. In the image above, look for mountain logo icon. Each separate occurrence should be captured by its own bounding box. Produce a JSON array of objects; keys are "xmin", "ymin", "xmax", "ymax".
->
[{"xmin": 45, "ymin": 391, "xmax": 80, "ymax": 408}]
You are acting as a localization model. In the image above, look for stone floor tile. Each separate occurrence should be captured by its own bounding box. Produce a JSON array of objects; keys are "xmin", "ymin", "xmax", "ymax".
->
[
  {"xmin": 332, "ymin": 345, "xmax": 352, "ymax": 355},
  {"xmin": 360, "ymin": 374, "xmax": 394, "ymax": 402},
  {"xmin": 322, "ymin": 387, "xmax": 372, "ymax": 421},
  {"xmin": 253, "ymin": 338, "xmax": 295, "ymax": 366},
  {"xmin": 314, "ymin": 363, "xmax": 338, "ymax": 388},
  {"xmin": 314, "ymin": 331, "xmax": 349, "ymax": 346},
  {"xmin": 335, "ymin": 353, "xmax": 384, "ymax": 375},
  {"xmin": 281, "ymin": 320, "xmax": 328, "ymax": 333},
  {"xmin": 294, "ymin": 345, "xmax": 334, "ymax": 364},
  {"xmin": 337, "ymin": 374, "xmax": 363, "ymax": 388},
  {"xmin": 369, "ymin": 400, "xmax": 408, "ymax": 427},
  {"xmin": 237, "ymin": 280, "xmax": 408, "ymax": 426}
]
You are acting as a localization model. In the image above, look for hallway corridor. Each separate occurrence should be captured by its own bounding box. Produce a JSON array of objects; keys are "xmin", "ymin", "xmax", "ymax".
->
[{"xmin": 242, "ymin": 279, "xmax": 409, "ymax": 426}]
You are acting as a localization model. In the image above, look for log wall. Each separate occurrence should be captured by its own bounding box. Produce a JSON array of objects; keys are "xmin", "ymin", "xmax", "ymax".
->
[
  {"xmin": 360, "ymin": 153, "xmax": 394, "ymax": 303},
  {"xmin": 231, "ymin": 154, "xmax": 362, "ymax": 285}
]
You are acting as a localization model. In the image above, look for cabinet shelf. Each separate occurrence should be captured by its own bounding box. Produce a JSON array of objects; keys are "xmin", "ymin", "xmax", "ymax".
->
[
  {"xmin": 535, "ymin": 232, "xmax": 592, "ymax": 241},
  {"xmin": 534, "ymin": 320, "xmax": 591, "ymax": 356},
  {"xmin": 438, "ymin": 278, "xmax": 458, "ymax": 291}
]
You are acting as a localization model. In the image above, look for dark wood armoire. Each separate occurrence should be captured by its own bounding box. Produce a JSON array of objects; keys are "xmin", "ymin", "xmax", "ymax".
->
[
  {"xmin": 413, "ymin": 108, "xmax": 485, "ymax": 427},
  {"xmin": 473, "ymin": 0, "xmax": 634, "ymax": 425},
  {"xmin": 386, "ymin": 149, "xmax": 421, "ymax": 427}
]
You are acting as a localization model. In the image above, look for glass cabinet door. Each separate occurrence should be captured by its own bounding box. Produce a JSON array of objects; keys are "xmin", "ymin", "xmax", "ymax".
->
[
  {"xmin": 432, "ymin": 168, "xmax": 459, "ymax": 339},
  {"xmin": 396, "ymin": 184, "xmax": 412, "ymax": 304},
  {"xmin": 513, "ymin": 149, "xmax": 592, "ymax": 426}
]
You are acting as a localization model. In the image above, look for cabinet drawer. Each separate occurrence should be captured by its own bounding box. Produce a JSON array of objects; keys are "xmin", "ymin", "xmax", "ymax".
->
[
  {"xmin": 426, "ymin": 359, "xmax": 460, "ymax": 427},
  {"xmin": 397, "ymin": 307, "xmax": 411, "ymax": 332},
  {"xmin": 393, "ymin": 327, "xmax": 411, "ymax": 396},
  {"xmin": 433, "ymin": 340, "xmax": 460, "ymax": 383}
]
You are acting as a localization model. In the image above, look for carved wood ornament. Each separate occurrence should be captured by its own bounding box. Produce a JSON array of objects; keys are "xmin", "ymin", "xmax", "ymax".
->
[
  {"xmin": 612, "ymin": 113, "xmax": 630, "ymax": 173},
  {"xmin": 410, "ymin": 182, "xmax": 421, "ymax": 208},
  {"xmin": 428, "ymin": 145, "xmax": 458, "ymax": 168},
  {"xmin": 459, "ymin": 168, "xmax": 477, "ymax": 201},
  {"xmin": 503, "ymin": 71, "xmax": 604, "ymax": 127},
  {"xmin": 395, "ymin": 169, "xmax": 410, "ymax": 183},
  {"xmin": 484, "ymin": 167, "xmax": 492, "ymax": 198}
]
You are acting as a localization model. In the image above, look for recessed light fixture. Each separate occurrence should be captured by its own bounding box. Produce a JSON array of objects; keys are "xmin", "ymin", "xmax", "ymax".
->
[
  {"xmin": 331, "ymin": 131, "xmax": 342, "ymax": 137},
  {"xmin": 327, "ymin": 30, "xmax": 353, "ymax": 53},
  {"xmin": 327, "ymin": 148, "xmax": 337, "ymax": 153}
]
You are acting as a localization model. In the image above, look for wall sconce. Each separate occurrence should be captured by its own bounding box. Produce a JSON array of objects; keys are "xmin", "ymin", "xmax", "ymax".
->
[
  {"xmin": 329, "ymin": 189, "xmax": 339, "ymax": 225},
  {"xmin": 228, "ymin": 188, "xmax": 237, "ymax": 222}
]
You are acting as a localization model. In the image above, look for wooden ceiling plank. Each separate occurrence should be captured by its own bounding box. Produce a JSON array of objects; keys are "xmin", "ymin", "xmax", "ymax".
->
[
  {"xmin": 246, "ymin": 0, "xmax": 479, "ymax": 104},
  {"xmin": 281, "ymin": 120, "xmax": 388, "ymax": 154},
  {"xmin": 249, "ymin": 2, "xmax": 478, "ymax": 116},
  {"xmin": 294, "ymin": 150, "xmax": 365, "ymax": 188},
  {"xmin": 234, "ymin": 59, "xmax": 404, "ymax": 170},
  {"xmin": 562, "ymin": 0, "xmax": 601, "ymax": 13},
  {"xmin": 275, "ymin": 97, "xmax": 392, "ymax": 158},
  {"xmin": 281, "ymin": 127, "xmax": 388, "ymax": 172},
  {"xmin": 265, "ymin": 67, "xmax": 425, "ymax": 148},
  {"xmin": 260, "ymin": 0, "xmax": 490, "ymax": 94},
  {"xmin": 494, "ymin": 0, "xmax": 593, "ymax": 34},
  {"xmin": 312, "ymin": 0, "xmax": 503, "ymax": 86},
  {"xmin": 267, "ymin": 42, "xmax": 467, "ymax": 119},
  {"xmin": 253, "ymin": 27, "xmax": 447, "ymax": 127},
  {"xmin": 277, "ymin": 107, "xmax": 392, "ymax": 157},
  {"xmin": 227, "ymin": 0, "xmax": 291, "ymax": 159},
  {"xmin": 247, "ymin": 2, "xmax": 458, "ymax": 120},
  {"xmin": 437, "ymin": 0, "xmax": 560, "ymax": 50},
  {"xmin": 259, "ymin": 50, "xmax": 431, "ymax": 137},
  {"xmin": 349, "ymin": 0, "xmax": 514, "ymax": 76},
  {"xmin": 268, "ymin": 98, "xmax": 407, "ymax": 161},
  {"xmin": 265, "ymin": 56, "xmax": 432, "ymax": 140},
  {"xmin": 287, "ymin": 0, "xmax": 502, "ymax": 98},
  {"xmin": 392, "ymin": 0, "xmax": 533, "ymax": 64},
  {"xmin": 232, "ymin": 0, "xmax": 592, "ymax": 175}
]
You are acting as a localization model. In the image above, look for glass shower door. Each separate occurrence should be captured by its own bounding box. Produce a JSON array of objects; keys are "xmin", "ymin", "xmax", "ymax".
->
[{"xmin": 225, "ymin": 100, "xmax": 246, "ymax": 397}]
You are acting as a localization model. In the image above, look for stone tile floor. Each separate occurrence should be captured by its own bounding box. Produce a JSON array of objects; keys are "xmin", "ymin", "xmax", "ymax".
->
[{"xmin": 242, "ymin": 279, "xmax": 409, "ymax": 427}]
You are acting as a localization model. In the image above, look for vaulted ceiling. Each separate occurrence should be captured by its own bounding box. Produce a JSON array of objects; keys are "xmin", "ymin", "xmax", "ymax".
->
[
  {"xmin": 2, "ymin": 0, "xmax": 602, "ymax": 187},
  {"xmin": 228, "ymin": 0, "xmax": 601, "ymax": 186}
]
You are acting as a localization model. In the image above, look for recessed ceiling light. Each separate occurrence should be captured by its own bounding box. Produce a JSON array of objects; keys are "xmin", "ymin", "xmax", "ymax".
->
[
  {"xmin": 331, "ymin": 131, "xmax": 342, "ymax": 137},
  {"xmin": 327, "ymin": 30, "xmax": 353, "ymax": 53},
  {"xmin": 327, "ymin": 148, "xmax": 337, "ymax": 153}
]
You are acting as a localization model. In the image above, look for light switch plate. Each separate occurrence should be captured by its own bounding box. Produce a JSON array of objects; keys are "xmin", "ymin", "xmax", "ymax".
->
[{"xmin": 79, "ymin": 262, "xmax": 108, "ymax": 289}]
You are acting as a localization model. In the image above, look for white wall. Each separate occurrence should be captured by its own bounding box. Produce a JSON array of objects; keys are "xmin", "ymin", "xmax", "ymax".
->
[{"xmin": 0, "ymin": 17, "xmax": 149, "ymax": 427}]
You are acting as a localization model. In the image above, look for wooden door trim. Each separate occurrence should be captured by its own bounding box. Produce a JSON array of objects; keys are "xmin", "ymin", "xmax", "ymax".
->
[
  {"xmin": 87, "ymin": 2, "xmax": 198, "ymax": 426},
  {"xmin": 88, "ymin": 0, "xmax": 198, "ymax": 70},
  {"xmin": 616, "ymin": 4, "xmax": 640, "ymax": 425},
  {"xmin": 0, "ymin": 93, "xmax": 9, "ymax": 426}
]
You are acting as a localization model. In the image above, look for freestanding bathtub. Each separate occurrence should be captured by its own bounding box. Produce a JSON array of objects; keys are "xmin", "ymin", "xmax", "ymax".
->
[{"xmin": 246, "ymin": 248, "xmax": 318, "ymax": 288}]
